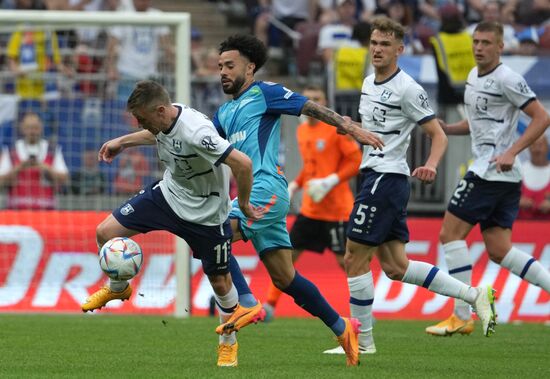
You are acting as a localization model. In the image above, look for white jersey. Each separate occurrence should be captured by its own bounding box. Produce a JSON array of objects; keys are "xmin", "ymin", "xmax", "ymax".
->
[
  {"xmin": 464, "ymin": 63, "xmax": 536, "ymax": 182},
  {"xmin": 156, "ymin": 104, "xmax": 233, "ymax": 226},
  {"xmin": 358, "ymin": 68, "xmax": 435, "ymax": 175}
]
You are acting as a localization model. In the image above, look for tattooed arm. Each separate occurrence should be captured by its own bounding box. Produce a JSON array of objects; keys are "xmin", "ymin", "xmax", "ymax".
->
[{"xmin": 301, "ymin": 100, "xmax": 384, "ymax": 149}]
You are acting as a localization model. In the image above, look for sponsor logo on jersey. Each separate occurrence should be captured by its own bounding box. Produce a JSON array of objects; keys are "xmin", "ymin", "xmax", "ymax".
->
[
  {"xmin": 380, "ymin": 90, "xmax": 392, "ymax": 101},
  {"xmin": 120, "ymin": 204, "xmax": 135, "ymax": 215},
  {"xmin": 228, "ymin": 130, "xmax": 247, "ymax": 144},
  {"xmin": 201, "ymin": 136, "xmax": 217, "ymax": 151},
  {"xmin": 172, "ymin": 139, "xmax": 182, "ymax": 152}
]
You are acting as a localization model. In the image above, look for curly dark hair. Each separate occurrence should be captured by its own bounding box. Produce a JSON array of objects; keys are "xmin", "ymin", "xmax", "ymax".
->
[{"xmin": 219, "ymin": 34, "xmax": 268, "ymax": 73}]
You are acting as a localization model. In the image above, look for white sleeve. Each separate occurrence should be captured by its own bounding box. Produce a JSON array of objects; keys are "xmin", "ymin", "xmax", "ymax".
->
[
  {"xmin": 0, "ymin": 146, "xmax": 13, "ymax": 175},
  {"xmin": 185, "ymin": 110, "xmax": 232, "ymax": 166},
  {"xmin": 501, "ymin": 71, "xmax": 536, "ymax": 109},
  {"xmin": 401, "ymin": 83, "xmax": 436, "ymax": 124},
  {"xmin": 52, "ymin": 146, "xmax": 69, "ymax": 174}
]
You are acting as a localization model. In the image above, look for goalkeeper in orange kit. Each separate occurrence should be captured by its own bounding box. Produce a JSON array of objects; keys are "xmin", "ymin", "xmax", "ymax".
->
[{"xmin": 263, "ymin": 85, "xmax": 361, "ymax": 321}]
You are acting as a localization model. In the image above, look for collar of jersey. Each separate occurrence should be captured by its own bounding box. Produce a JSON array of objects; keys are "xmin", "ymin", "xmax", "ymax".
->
[
  {"xmin": 477, "ymin": 62, "xmax": 502, "ymax": 78},
  {"xmin": 233, "ymin": 81, "xmax": 258, "ymax": 101},
  {"xmin": 163, "ymin": 105, "xmax": 183, "ymax": 135},
  {"xmin": 374, "ymin": 68, "xmax": 401, "ymax": 85}
]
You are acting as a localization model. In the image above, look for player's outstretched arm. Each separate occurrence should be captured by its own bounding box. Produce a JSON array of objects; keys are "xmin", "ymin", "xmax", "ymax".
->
[
  {"xmin": 412, "ymin": 118, "xmax": 448, "ymax": 183},
  {"xmin": 98, "ymin": 130, "xmax": 156, "ymax": 163},
  {"xmin": 224, "ymin": 149, "xmax": 266, "ymax": 221},
  {"xmin": 491, "ymin": 99, "xmax": 550, "ymax": 172},
  {"xmin": 301, "ymin": 101, "xmax": 384, "ymax": 149},
  {"xmin": 438, "ymin": 118, "xmax": 470, "ymax": 135}
]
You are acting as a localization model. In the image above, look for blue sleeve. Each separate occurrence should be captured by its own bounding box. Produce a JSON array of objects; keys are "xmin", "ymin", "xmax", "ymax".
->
[
  {"xmin": 259, "ymin": 82, "xmax": 308, "ymax": 116},
  {"xmin": 212, "ymin": 110, "xmax": 226, "ymax": 139}
]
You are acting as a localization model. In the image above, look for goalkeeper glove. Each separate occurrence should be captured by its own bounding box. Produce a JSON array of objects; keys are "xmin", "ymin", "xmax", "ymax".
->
[
  {"xmin": 306, "ymin": 173, "xmax": 339, "ymax": 203},
  {"xmin": 288, "ymin": 181, "xmax": 299, "ymax": 202}
]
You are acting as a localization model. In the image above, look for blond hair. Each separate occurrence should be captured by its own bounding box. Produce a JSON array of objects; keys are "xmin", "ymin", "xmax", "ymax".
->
[
  {"xmin": 371, "ymin": 16, "xmax": 405, "ymax": 41},
  {"xmin": 474, "ymin": 21, "xmax": 504, "ymax": 42}
]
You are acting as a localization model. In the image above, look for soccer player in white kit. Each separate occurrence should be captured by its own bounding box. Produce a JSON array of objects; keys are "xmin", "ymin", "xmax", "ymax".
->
[
  {"xmin": 81, "ymin": 81, "xmax": 265, "ymax": 336},
  {"xmin": 426, "ymin": 21, "xmax": 550, "ymax": 337},
  {"xmin": 325, "ymin": 17, "xmax": 498, "ymax": 356}
]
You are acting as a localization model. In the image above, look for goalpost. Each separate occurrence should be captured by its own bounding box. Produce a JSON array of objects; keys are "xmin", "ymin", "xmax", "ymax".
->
[{"xmin": 0, "ymin": 10, "xmax": 191, "ymax": 318}]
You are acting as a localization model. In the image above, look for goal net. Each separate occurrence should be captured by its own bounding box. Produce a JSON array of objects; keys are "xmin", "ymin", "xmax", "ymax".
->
[{"xmin": 0, "ymin": 9, "xmax": 191, "ymax": 317}]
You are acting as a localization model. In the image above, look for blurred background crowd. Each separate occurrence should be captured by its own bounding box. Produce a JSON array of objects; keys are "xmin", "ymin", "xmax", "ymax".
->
[{"xmin": 0, "ymin": 0, "xmax": 548, "ymax": 217}]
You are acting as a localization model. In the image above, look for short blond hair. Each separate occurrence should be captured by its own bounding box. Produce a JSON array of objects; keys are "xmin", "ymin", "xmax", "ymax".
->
[
  {"xmin": 371, "ymin": 16, "xmax": 405, "ymax": 41},
  {"xmin": 474, "ymin": 21, "xmax": 503, "ymax": 42}
]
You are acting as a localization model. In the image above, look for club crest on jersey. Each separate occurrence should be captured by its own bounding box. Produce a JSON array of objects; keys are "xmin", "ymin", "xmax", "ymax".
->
[
  {"xmin": 201, "ymin": 135, "xmax": 217, "ymax": 151},
  {"xmin": 172, "ymin": 139, "xmax": 182, "ymax": 152},
  {"xmin": 120, "ymin": 204, "xmax": 134, "ymax": 216},
  {"xmin": 484, "ymin": 79, "xmax": 494, "ymax": 89},
  {"xmin": 316, "ymin": 139, "xmax": 326, "ymax": 151},
  {"xmin": 380, "ymin": 90, "xmax": 392, "ymax": 102}
]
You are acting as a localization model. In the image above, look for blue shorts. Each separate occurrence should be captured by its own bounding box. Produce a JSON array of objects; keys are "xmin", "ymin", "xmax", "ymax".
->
[
  {"xmin": 347, "ymin": 169, "xmax": 410, "ymax": 246},
  {"xmin": 113, "ymin": 181, "xmax": 233, "ymax": 276},
  {"xmin": 447, "ymin": 171, "xmax": 521, "ymax": 231},
  {"xmin": 230, "ymin": 182, "xmax": 292, "ymax": 256}
]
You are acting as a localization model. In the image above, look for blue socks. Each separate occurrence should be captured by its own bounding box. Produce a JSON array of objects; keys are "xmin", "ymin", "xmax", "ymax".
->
[
  {"xmin": 230, "ymin": 256, "xmax": 345, "ymax": 335},
  {"xmin": 229, "ymin": 254, "xmax": 258, "ymax": 307},
  {"xmin": 282, "ymin": 271, "xmax": 345, "ymax": 336}
]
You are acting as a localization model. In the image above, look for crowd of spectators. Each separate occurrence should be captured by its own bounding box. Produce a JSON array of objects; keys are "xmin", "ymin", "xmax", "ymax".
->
[
  {"xmin": 0, "ymin": 0, "xmax": 171, "ymax": 208},
  {"xmin": 215, "ymin": 0, "xmax": 550, "ymax": 78}
]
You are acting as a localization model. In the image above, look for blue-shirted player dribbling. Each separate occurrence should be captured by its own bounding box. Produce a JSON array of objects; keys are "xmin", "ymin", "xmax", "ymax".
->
[{"xmin": 212, "ymin": 34, "xmax": 385, "ymax": 367}]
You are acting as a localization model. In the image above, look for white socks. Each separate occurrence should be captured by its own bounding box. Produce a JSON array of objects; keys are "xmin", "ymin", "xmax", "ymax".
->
[
  {"xmin": 402, "ymin": 260, "xmax": 477, "ymax": 304},
  {"xmin": 348, "ymin": 272, "xmax": 375, "ymax": 348},
  {"xmin": 502, "ymin": 247, "xmax": 550, "ymax": 293},
  {"xmin": 443, "ymin": 240, "xmax": 473, "ymax": 320},
  {"xmin": 215, "ymin": 284, "xmax": 239, "ymax": 345}
]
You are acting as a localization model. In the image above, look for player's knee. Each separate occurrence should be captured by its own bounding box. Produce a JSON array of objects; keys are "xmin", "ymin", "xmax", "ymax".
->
[
  {"xmin": 385, "ymin": 269, "xmax": 404, "ymax": 281},
  {"xmin": 343, "ymin": 253, "xmax": 358, "ymax": 275},
  {"xmin": 96, "ymin": 223, "xmax": 110, "ymax": 248},
  {"xmin": 271, "ymin": 274, "xmax": 292, "ymax": 290},
  {"xmin": 487, "ymin": 249, "xmax": 505, "ymax": 264},
  {"xmin": 343, "ymin": 249, "xmax": 372, "ymax": 276},
  {"xmin": 209, "ymin": 274, "xmax": 230, "ymax": 295},
  {"xmin": 380, "ymin": 261, "xmax": 405, "ymax": 281}
]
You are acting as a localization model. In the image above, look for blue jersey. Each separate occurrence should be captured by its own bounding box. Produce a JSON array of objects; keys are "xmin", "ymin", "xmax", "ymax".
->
[{"xmin": 213, "ymin": 81, "xmax": 308, "ymax": 184}]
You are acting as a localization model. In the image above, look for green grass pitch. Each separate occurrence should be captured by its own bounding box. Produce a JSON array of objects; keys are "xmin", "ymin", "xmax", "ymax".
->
[{"xmin": 0, "ymin": 314, "xmax": 548, "ymax": 378}]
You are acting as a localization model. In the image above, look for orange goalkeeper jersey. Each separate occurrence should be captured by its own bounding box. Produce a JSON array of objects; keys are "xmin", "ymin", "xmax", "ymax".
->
[{"xmin": 294, "ymin": 120, "xmax": 361, "ymax": 221}]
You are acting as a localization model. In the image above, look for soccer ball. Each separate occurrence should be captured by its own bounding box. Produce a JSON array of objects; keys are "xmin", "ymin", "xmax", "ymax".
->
[{"xmin": 99, "ymin": 237, "xmax": 143, "ymax": 281}]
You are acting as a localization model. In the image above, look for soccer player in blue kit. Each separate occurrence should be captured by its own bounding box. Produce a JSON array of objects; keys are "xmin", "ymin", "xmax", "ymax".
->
[{"xmin": 212, "ymin": 34, "xmax": 385, "ymax": 367}]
